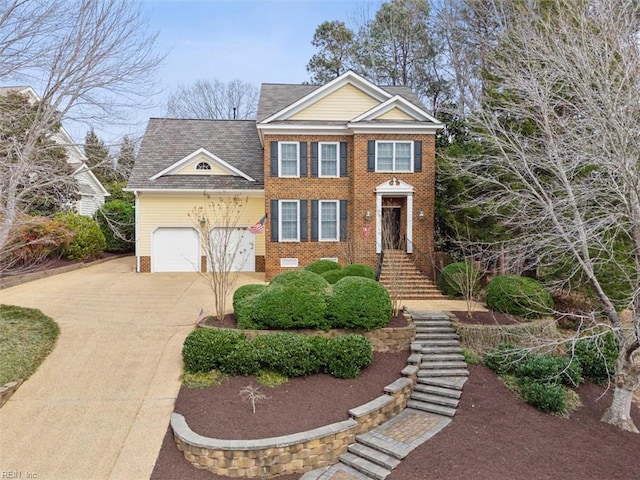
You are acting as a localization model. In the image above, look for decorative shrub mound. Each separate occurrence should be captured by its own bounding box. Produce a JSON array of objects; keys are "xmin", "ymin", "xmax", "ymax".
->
[
  {"xmin": 341, "ymin": 263, "xmax": 376, "ymax": 280},
  {"xmin": 485, "ymin": 275, "xmax": 553, "ymax": 319},
  {"xmin": 251, "ymin": 333, "xmax": 324, "ymax": 377},
  {"xmin": 514, "ymin": 353, "xmax": 583, "ymax": 387},
  {"xmin": 55, "ymin": 212, "xmax": 106, "ymax": 261},
  {"xmin": 305, "ymin": 259, "xmax": 341, "ymax": 275},
  {"xmin": 4, "ymin": 216, "xmax": 73, "ymax": 269},
  {"xmin": 251, "ymin": 285, "xmax": 329, "ymax": 330},
  {"xmin": 438, "ymin": 261, "xmax": 480, "ymax": 298},
  {"xmin": 95, "ymin": 200, "xmax": 135, "ymax": 253},
  {"xmin": 483, "ymin": 343, "xmax": 522, "ymax": 375},
  {"xmin": 232, "ymin": 284, "xmax": 266, "ymax": 329},
  {"xmin": 517, "ymin": 377, "xmax": 567, "ymax": 414},
  {"xmin": 182, "ymin": 329, "xmax": 247, "ymax": 374},
  {"xmin": 322, "ymin": 269, "xmax": 344, "ymax": 284},
  {"xmin": 327, "ymin": 276, "xmax": 392, "ymax": 330},
  {"xmin": 571, "ymin": 331, "xmax": 618, "ymax": 384},
  {"xmin": 324, "ymin": 334, "xmax": 373, "ymax": 379},
  {"xmin": 269, "ymin": 270, "xmax": 331, "ymax": 292},
  {"xmin": 182, "ymin": 329, "xmax": 373, "ymax": 379}
]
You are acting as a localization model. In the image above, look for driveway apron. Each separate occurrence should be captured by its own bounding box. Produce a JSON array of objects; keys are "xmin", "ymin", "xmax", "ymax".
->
[{"xmin": 0, "ymin": 257, "xmax": 264, "ymax": 480}]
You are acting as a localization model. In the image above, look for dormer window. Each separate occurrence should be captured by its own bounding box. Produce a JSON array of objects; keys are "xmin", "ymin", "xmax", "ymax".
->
[{"xmin": 196, "ymin": 161, "xmax": 212, "ymax": 171}]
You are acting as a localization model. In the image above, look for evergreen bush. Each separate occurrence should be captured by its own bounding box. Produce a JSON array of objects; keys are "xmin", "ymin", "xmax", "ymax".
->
[
  {"xmin": 486, "ymin": 275, "xmax": 553, "ymax": 319},
  {"xmin": 438, "ymin": 261, "xmax": 480, "ymax": 298},
  {"xmin": 327, "ymin": 276, "xmax": 392, "ymax": 330},
  {"xmin": 572, "ymin": 331, "xmax": 618, "ymax": 384},
  {"xmin": 95, "ymin": 200, "xmax": 134, "ymax": 253},
  {"xmin": 55, "ymin": 212, "xmax": 106, "ymax": 261},
  {"xmin": 325, "ymin": 334, "xmax": 373, "ymax": 379},
  {"xmin": 182, "ymin": 328, "xmax": 247, "ymax": 373},
  {"xmin": 321, "ymin": 269, "xmax": 345, "ymax": 284},
  {"xmin": 515, "ymin": 354, "xmax": 583, "ymax": 387},
  {"xmin": 518, "ymin": 377, "xmax": 567, "ymax": 414},
  {"xmin": 305, "ymin": 259, "xmax": 341, "ymax": 275},
  {"xmin": 341, "ymin": 263, "xmax": 376, "ymax": 280}
]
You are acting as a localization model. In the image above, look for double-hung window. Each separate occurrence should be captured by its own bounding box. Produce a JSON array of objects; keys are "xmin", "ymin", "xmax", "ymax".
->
[
  {"xmin": 279, "ymin": 200, "xmax": 299, "ymax": 241},
  {"xmin": 319, "ymin": 200, "xmax": 339, "ymax": 241},
  {"xmin": 279, "ymin": 142, "xmax": 299, "ymax": 177},
  {"xmin": 376, "ymin": 141, "xmax": 413, "ymax": 172},
  {"xmin": 319, "ymin": 142, "xmax": 338, "ymax": 177}
]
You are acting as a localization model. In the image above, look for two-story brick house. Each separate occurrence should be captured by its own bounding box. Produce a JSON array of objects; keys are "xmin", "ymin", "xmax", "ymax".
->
[{"xmin": 127, "ymin": 71, "xmax": 443, "ymax": 278}]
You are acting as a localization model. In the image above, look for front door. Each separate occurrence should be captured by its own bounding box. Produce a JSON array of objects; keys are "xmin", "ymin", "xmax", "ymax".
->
[{"xmin": 382, "ymin": 207, "xmax": 401, "ymax": 249}]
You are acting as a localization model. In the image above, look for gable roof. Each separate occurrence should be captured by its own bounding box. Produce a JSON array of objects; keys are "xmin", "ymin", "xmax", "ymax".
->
[
  {"xmin": 127, "ymin": 118, "xmax": 264, "ymax": 191},
  {"xmin": 257, "ymin": 80, "xmax": 426, "ymax": 122}
]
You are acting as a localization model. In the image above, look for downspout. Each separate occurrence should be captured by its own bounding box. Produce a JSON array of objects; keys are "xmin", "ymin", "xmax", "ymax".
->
[{"xmin": 134, "ymin": 191, "xmax": 140, "ymax": 273}]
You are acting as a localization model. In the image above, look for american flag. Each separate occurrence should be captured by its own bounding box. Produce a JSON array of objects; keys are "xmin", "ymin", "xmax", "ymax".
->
[
  {"xmin": 248, "ymin": 214, "xmax": 267, "ymax": 234},
  {"xmin": 196, "ymin": 307, "xmax": 205, "ymax": 325}
]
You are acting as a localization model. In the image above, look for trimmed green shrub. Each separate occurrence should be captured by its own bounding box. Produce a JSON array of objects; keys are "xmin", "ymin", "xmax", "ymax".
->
[
  {"xmin": 325, "ymin": 334, "xmax": 373, "ymax": 379},
  {"xmin": 322, "ymin": 269, "xmax": 345, "ymax": 284},
  {"xmin": 95, "ymin": 200, "xmax": 135, "ymax": 253},
  {"xmin": 182, "ymin": 328, "xmax": 247, "ymax": 373},
  {"xmin": 486, "ymin": 275, "xmax": 553, "ymax": 319},
  {"xmin": 225, "ymin": 341, "xmax": 261, "ymax": 376},
  {"xmin": 308, "ymin": 335, "xmax": 332, "ymax": 368},
  {"xmin": 55, "ymin": 212, "xmax": 106, "ymax": 261},
  {"xmin": 327, "ymin": 276, "xmax": 392, "ymax": 330},
  {"xmin": 438, "ymin": 261, "xmax": 480, "ymax": 298},
  {"xmin": 305, "ymin": 259, "xmax": 341, "ymax": 275},
  {"xmin": 251, "ymin": 285, "xmax": 329, "ymax": 329},
  {"xmin": 341, "ymin": 263, "xmax": 376, "ymax": 280},
  {"xmin": 269, "ymin": 270, "xmax": 331, "ymax": 292},
  {"xmin": 484, "ymin": 344, "xmax": 522, "ymax": 375},
  {"xmin": 515, "ymin": 354, "xmax": 583, "ymax": 387},
  {"xmin": 572, "ymin": 331, "xmax": 618, "ymax": 384},
  {"xmin": 518, "ymin": 377, "xmax": 567, "ymax": 414},
  {"xmin": 233, "ymin": 284, "xmax": 266, "ymax": 329},
  {"xmin": 251, "ymin": 333, "xmax": 323, "ymax": 377}
]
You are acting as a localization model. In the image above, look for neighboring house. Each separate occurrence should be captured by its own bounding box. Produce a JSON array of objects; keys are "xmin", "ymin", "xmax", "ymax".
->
[
  {"xmin": 127, "ymin": 71, "xmax": 443, "ymax": 277},
  {"xmin": 0, "ymin": 86, "xmax": 109, "ymax": 216}
]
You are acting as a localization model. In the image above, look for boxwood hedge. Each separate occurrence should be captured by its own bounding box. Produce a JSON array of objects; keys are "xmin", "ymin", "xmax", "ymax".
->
[
  {"xmin": 327, "ymin": 276, "xmax": 392, "ymax": 330},
  {"xmin": 486, "ymin": 275, "xmax": 553, "ymax": 319},
  {"xmin": 305, "ymin": 259, "xmax": 341, "ymax": 275}
]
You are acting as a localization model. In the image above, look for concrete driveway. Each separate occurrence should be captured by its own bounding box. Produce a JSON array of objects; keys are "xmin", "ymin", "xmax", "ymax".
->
[{"xmin": 0, "ymin": 257, "xmax": 265, "ymax": 480}]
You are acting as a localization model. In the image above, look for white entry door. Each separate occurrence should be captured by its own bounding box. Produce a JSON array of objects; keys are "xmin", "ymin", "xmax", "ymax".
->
[
  {"xmin": 208, "ymin": 227, "xmax": 255, "ymax": 272},
  {"xmin": 152, "ymin": 227, "xmax": 200, "ymax": 272}
]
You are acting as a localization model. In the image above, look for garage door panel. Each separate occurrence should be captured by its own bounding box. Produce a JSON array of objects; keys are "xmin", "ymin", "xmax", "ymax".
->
[
  {"xmin": 208, "ymin": 228, "xmax": 255, "ymax": 272},
  {"xmin": 153, "ymin": 227, "xmax": 199, "ymax": 272}
]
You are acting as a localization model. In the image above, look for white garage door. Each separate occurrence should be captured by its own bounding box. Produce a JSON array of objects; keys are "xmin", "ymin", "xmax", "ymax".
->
[
  {"xmin": 152, "ymin": 227, "xmax": 200, "ymax": 272},
  {"xmin": 208, "ymin": 227, "xmax": 255, "ymax": 272}
]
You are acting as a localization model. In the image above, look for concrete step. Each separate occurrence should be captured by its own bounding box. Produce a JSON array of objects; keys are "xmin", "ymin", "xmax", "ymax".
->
[
  {"xmin": 410, "ymin": 391, "xmax": 459, "ymax": 408},
  {"xmin": 356, "ymin": 433, "xmax": 412, "ymax": 460},
  {"xmin": 299, "ymin": 467, "xmax": 329, "ymax": 480},
  {"xmin": 421, "ymin": 353, "xmax": 465, "ymax": 362},
  {"xmin": 420, "ymin": 361, "xmax": 468, "ymax": 370},
  {"xmin": 415, "ymin": 326, "xmax": 455, "ymax": 333},
  {"xmin": 414, "ymin": 338, "xmax": 459, "ymax": 346},
  {"xmin": 417, "ymin": 368, "xmax": 470, "ymax": 377},
  {"xmin": 339, "ymin": 453, "xmax": 392, "ymax": 480},
  {"xmin": 413, "ymin": 320, "xmax": 451, "ymax": 327},
  {"xmin": 417, "ymin": 376, "xmax": 468, "ymax": 390},
  {"xmin": 413, "ymin": 383, "xmax": 462, "ymax": 399},
  {"xmin": 348, "ymin": 443, "xmax": 401, "ymax": 470},
  {"xmin": 421, "ymin": 346, "xmax": 463, "ymax": 354},
  {"xmin": 407, "ymin": 399, "xmax": 457, "ymax": 417},
  {"xmin": 415, "ymin": 333, "xmax": 459, "ymax": 340}
]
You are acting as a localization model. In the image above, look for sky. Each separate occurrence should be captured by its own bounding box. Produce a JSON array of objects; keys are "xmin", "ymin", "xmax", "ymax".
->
[{"xmin": 87, "ymin": 0, "xmax": 375, "ymax": 146}]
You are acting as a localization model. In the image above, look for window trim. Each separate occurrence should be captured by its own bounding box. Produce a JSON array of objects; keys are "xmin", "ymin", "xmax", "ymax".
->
[
  {"xmin": 319, "ymin": 142, "xmax": 339, "ymax": 178},
  {"xmin": 278, "ymin": 142, "xmax": 300, "ymax": 178},
  {"xmin": 278, "ymin": 200, "xmax": 300, "ymax": 242},
  {"xmin": 318, "ymin": 200, "xmax": 340, "ymax": 242},
  {"xmin": 375, "ymin": 140, "xmax": 413, "ymax": 172}
]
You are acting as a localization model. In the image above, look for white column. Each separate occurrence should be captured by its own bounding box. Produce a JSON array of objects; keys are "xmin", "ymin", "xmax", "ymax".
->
[
  {"xmin": 406, "ymin": 193, "xmax": 413, "ymax": 253},
  {"xmin": 375, "ymin": 193, "xmax": 382, "ymax": 253}
]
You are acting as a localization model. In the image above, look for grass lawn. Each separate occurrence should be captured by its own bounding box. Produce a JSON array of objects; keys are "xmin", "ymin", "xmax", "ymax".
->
[{"xmin": 0, "ymin": 304, "xmax": 59, "ymax": 385}]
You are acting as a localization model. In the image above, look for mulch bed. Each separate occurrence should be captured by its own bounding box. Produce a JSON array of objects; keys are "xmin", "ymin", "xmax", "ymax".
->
[{"xmin": 151, "ymin": 311, "xmax": 640, "ymax": 480}]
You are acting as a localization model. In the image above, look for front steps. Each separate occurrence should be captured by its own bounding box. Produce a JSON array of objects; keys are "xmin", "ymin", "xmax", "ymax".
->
[
  {"xmin": 303, "ymin": 311, "xmax": 467, "ymax": 480},
  {"xmin": 378, "ymin": 250, "xmax": 446, "ymax": 300}
]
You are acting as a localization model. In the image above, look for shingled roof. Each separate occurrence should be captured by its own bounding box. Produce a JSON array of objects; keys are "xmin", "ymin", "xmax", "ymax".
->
[
  {"xmin": 256, "ymin": 83, "xmax": 426, "ymax": 122},
  {"xmin": 127, "ymin": 118, "xmax": 264, "ymax": 191}
]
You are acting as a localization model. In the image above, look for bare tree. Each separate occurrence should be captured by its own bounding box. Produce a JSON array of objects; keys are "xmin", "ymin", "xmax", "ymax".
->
[
  {"xmin": 190, "ymin": 195, "xmax": 252, "ymax": 322},
  {"xmin": 451, "ymin": 0, "xmax": 640, "ymax": 432},
  {"xmin": 166, "ymin": 79, "xmax": 258, "ymax": 120},
  {"xmin": 0, "ymin": 0, "xmax": 161, "ymax": 269}
]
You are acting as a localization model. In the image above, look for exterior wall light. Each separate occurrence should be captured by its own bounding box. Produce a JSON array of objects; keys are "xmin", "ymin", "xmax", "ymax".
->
[
  {"xmin": 418, "ymin": 210, "xmax": 425, "ymax": 220},
  {"xmin": 365, "ymin": 210, "xmax": 371, "ymax": 222}
]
